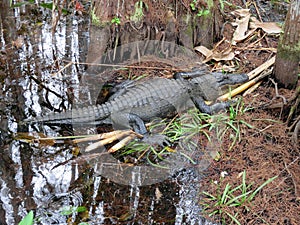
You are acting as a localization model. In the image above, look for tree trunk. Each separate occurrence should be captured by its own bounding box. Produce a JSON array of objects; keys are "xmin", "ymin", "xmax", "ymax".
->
[
  {"xmin": 87, "ymin": 0, "xmax": 223, "ymax": 66},
  {"xmin": 273, "ymin": 0, "xmax": 300, "ymax": 89}
]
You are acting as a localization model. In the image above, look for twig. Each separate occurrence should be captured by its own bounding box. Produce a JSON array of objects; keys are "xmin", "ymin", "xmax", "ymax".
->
[
  {"xmin": 233, "ymin": 46, "xmax": 276, "ymax": 52},
  {"xmin": 289, "ymin": 114, "xmax": 300, "ymax": 132},
  {"xmin": 73, "ymin": 130, "xmax": 137, "ymax": 143},
  {"xmin": 243, "ymin": 80, "xmax": 262, "ymax": 96},
  {"xmin": 283, "ymin": 158, "xmax": 300, "ymax": 200},
  {"xmin": 84, "ymin": 130, "xmax": 141, "ymax": 152},
  {"xmin": 217, "ymin": 56, "xmax": 275, "ymax": 101},
  {"xmin": 287, "ymin": 86, "xmax": 300, "ymax": 124},
  {"xmin": 247, "ymin": 56, "xmax": 275, "ymax": 80},
  {"xmin": 253, "ymin": 0, "xmax": 270, "ymax": 47},
  {"xmin": 62, "ymin": 59, "xmax": 182, "ymax": 72},
  {"xmin": 108, "ymin": 134, "xmax": 137, "ymax": 153},
  {"xmin": 258, "ymin": 124, "xmax": 273, "ymax": 133},
  {"xmin": 267, "ymin": 78, "xmax": 287, "ymax": 118},
  {"xmin": 269, "ymin": 78, "xmax": 287, "ymax": 105},
  {"xmin": 29, "ymin": 74, "xmax": 65, "ymax": 100},
  {"xmin": 52, "ymin": 61, "xmax": 73, "ymax": 77},
  {"xmin": 292, "ymin": 118, "xmax": 300, "ymax": 149}
]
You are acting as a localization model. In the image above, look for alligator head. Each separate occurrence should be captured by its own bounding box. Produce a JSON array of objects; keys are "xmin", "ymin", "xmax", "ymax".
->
[{"xmin": 190, "ymin": 72, "xmax": 249, "ymax": 101}]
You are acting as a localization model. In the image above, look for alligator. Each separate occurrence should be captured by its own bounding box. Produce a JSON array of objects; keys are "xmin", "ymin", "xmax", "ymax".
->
[{"xmin": 25, "ymin": 69, "xmax": 248, "ymax": 137}]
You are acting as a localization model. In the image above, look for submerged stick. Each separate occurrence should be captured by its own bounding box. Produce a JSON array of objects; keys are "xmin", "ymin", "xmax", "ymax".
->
[
  {"xmin": 108, "ymin": 134, "xmax": 137, "ymax": 153},
  {"xmin": 73, "ymin": 130, "xmax": 142, "ymax": 144},
  {"xmin": 84, "ymin": 130, "xmax": 142, "ymax": 152}
]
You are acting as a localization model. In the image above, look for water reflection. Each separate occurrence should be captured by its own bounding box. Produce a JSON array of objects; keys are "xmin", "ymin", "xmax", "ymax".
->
[{"xmin": 0, "ymin": 2, "xmax": 216, "ymax": 225}]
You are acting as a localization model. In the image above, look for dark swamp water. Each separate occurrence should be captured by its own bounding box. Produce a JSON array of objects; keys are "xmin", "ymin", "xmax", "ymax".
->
[{"xmin": 0, "ymin": 2, "xmax": 220, "ymax": 225}]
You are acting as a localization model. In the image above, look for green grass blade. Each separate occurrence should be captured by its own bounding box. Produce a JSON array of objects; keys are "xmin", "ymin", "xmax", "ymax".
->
[
  {"xmin": 202, "ymin": 191, "xmax": 217, "ymax": 200},
  {"xmin": 249, "ymin": 175, "xmax": 278, "ymax": 201},
  {"xmin": 221, "ymin": 184, "xmax": 231, "ymax": 204},
  {"xmin": 19, "ymin": 211, "xmax": 34, "ymax": 225},
  {"xmin": 226, "ymin": 190, "xmax": 253, "ymax": 206},
  {"xmin": 240, "ymin": 120, "xmax": 254, "ymax": 128},
  {"xmin": 225, "ymin": 211, "xmax": 241, "ymax": 225}
]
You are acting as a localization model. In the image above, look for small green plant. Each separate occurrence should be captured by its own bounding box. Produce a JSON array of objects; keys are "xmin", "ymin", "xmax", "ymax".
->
[
  {"xmin": 118, "ymin": 109, "xmax": 214, "ymax": 167},
  {"xmin": 214, "ymin": 97, "xmax": 253, "ymax": 150},
  {"xmin": 60, "ymin": 206, "xmax": 87, "ymax": 216},
  {"xmin": 190, "ymin": 0, "xmax": 232, "ymax": 16},
  {"xmin": 111, "ymin": 16, "xmax": 121, "ymax": 25},
  {"xmin": 11, "ymin": 0, "xmax": 69, "ymax": 14},
  {"xmin": 130, "ymin": 1, "xmax": 148, "ymax": 23},
  {"xmin": 190, "ymin": 0, "xmax": 210, "ymax": 17},
  {"xmin": 196, "ymin": 9, "xmax": 210, "ymax": 17},
  {"xmin": 91, "ymin": 9, "xmax": 101, "ymax": 26},
  {"xmin": 190, "ymin": 0, "xmax": 197, "ymax": 11},
  {"xmin": 201, "ymin": 171, "xmax": 277, "ymax": 224},
  {"xmin": 19, "ymin": 211, "xmax": 34, "ymax": 225}
]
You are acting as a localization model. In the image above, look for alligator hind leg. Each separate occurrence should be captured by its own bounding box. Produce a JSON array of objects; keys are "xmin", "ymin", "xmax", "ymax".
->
[
  {"xmin": 111, "ymin": 112, "xmax": 169, "ymax": 146},
  {"xmin": 110, "ymin": 112, "xmax": 148, "ymax": 135},
  {"xmin": 191, "ymin": 96, "xmax": 230, "ymax": 114},
  {"xmin": 108, "ymin": 80, "xmax": 136, "ymax": 100}
]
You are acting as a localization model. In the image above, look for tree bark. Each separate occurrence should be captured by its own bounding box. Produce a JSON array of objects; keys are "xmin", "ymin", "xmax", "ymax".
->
[
  {"xmin": 273, "ymin": 0, "xmax": 300, "ymax": 89},
  {"xmin": 88, "ymin": 0, "xmax": 223, "ymax": 64}
]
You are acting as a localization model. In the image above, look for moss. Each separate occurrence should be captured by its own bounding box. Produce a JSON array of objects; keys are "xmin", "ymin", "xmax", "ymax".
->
[
  {"xmin": 90, "ymin": 8, "xmax": 110, "ymax": 27},
  {"xmin": 277, "ymin": 38, "xmax": 300, "ymax": 61}
]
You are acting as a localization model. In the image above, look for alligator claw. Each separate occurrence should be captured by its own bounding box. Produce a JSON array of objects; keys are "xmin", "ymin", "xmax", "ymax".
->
[{"xmin": 141, "ymin": 134, "xmax": 171, "ymax": 147}]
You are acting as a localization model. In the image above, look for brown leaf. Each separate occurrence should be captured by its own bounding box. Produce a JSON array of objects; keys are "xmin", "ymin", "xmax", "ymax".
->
[
  {"xmin": 231, "ymin": 8, "xmax": 251, "ymax": 18},
  {"xmin": 194, "ymin": 45, "xmax": 213, "ymax": 57},
  {"xmin": 232, "ymin": 13, "xmax": 251, "ymax": 44},
  {"xmin": 194, "ymin": 46, "xmax": 235, "ymax": 62},
  {"xmin": 250, "ymin": 17, "xmax": 282, "ymax": 34}
]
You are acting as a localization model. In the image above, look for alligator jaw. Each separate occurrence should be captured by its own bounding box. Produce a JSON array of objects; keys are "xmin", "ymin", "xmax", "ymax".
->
[{"xmin": 213, "ymin": 73, "xmax": 249, "ymax": 87}]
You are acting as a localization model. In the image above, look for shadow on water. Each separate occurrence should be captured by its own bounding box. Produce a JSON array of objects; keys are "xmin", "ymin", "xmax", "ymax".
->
[{"xmin": 0, "ymin": 2, "xmax": 217, "ymax": 224}]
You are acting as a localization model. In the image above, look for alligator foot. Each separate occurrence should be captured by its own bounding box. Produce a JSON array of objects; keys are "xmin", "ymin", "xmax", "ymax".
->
[
  {"xmin": 141, "ymin": 133, "xmax": 170, "ymax": 147},
  {"xmin": 191, "ymin": 96, "xmax": 231, "ymax": 114}
]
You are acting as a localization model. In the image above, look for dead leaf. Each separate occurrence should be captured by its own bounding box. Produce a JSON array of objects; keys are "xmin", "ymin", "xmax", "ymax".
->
[
  {"xmin": 232, "ymin": 13, "xmax": 251, "ymax": 44},
  {"xmin": 250, "ymin": 17, "xmax": 282, "ymax": 34},
  {"xmin": 194, "ymin": 46, "xmax": 213, "ymax": 57},
  {"xmin": 208, "ymin": 48, "xmax": 235, "ymax": 62},
  {"xmin": 194, "ymin": 46, "xmax": 235, "ymax": 62},
  {"xmin": 231, "ymin": 8, "xmax": 251, "ymax": 18},
  {"xmin": 12, "ymin": 36, "xmax": 24, "ymax": 49}
]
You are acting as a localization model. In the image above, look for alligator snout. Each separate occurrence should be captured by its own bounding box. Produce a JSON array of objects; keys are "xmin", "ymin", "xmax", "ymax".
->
[{"xmin": 214, "ymin": 73, "xmax": 249, "ymax": 86}]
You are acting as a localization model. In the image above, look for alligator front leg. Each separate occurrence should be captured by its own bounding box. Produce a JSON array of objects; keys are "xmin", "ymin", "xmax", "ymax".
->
[{"xmin": 191, "ymin": 96, "xmax": 231, "ymax": 114}]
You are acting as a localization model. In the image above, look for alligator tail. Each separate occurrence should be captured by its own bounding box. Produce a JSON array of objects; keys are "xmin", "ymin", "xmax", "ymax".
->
[{"xmin": 24, "ymin": 102, "xmax": 112, "ymax": 125}]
